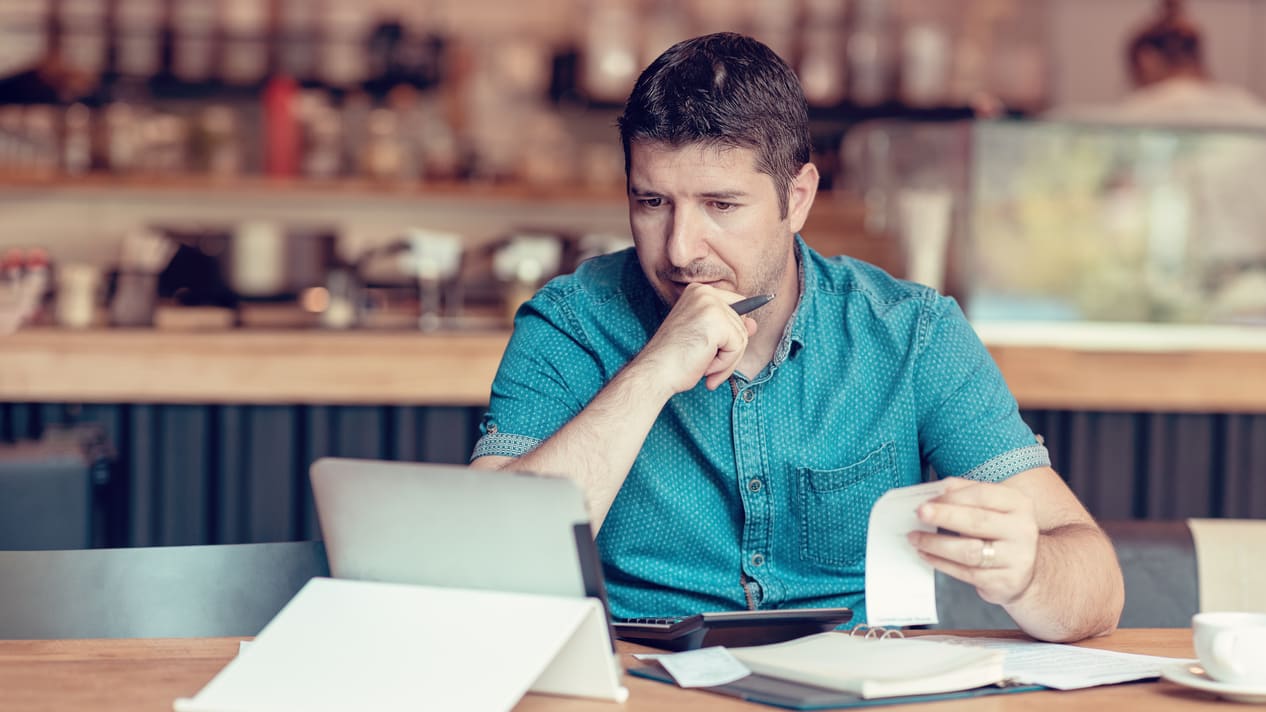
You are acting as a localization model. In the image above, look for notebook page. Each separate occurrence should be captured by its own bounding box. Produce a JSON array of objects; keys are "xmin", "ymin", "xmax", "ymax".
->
[{"xmin": 917, "ymin": 635, "xmax": 1194, "ymax": 690}]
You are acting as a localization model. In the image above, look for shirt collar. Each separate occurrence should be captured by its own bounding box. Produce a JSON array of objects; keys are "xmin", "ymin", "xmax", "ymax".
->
[{"xmin": 772, "ymin": 235, "xmax": 811, "ymax": 366}]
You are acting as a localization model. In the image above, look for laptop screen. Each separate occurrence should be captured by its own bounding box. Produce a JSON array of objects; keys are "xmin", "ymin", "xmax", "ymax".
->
[{"xmin": 310, "ymin": 457, "xmax": 611, "ymax": 611}]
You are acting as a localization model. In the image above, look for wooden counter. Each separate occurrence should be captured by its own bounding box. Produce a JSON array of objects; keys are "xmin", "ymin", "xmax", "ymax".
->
[
  {"xmin": 978, "ymin": 322, "xmax": 1266, "ymax": 413},
  {"xmin": 2, "ymin": 322, "xmax": 1264, "ymax": 411},
  {"xmin": 0, "ymin": 329, "xmax": 509, "ymax": 406}
]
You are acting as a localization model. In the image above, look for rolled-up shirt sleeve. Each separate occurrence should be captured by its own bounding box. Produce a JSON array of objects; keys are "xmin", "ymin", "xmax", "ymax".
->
[
  {"xmin": 912, "ymin": 295, "xmax": 1050, "ymax": 482},
  {"xmin": 472, "ymin": 289, "xmax": 607, "ymax": 460}
]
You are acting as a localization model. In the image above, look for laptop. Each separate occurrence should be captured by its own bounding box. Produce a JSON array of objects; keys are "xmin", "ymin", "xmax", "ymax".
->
[
  {"xmin": 310, "ymin": 457, "xmax": 608, "ymax": 605},
  {"xmin": 309, "ymin": 457, "xmax": 849, "ymax": 650}
]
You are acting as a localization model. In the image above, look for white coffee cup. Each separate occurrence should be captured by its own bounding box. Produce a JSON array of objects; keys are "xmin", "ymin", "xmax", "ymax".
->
[{"xmin": 1193, "ymin": 612, "xmax": 1266, "ymax": 686}]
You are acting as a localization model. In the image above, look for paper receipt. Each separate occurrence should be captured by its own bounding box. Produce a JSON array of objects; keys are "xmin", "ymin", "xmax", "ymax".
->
[{"xmin": 863, "ymin": 480, "xmax": 948, "ymax": 627}]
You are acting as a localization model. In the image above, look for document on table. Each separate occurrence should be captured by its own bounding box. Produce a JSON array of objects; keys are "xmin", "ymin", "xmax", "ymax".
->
[
  {"xmin": 655, "ymin": 647, "xmax": 752, "ymax": 688},
  {"xmin": 864, "ymin": 480, "xmax": 947, "ymax": 627},
  {"xmin": 917, "ymin": 636, "xmax": 1195, "ymax": 690}
]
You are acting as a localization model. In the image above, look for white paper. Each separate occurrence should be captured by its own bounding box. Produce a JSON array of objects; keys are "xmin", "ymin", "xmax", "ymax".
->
[
  {"xmin": 173, "ymin": 577, "xmax": 626, "ymax": 712},
  {"xmin": 657, "ymin": 646, "xmax": 752, "ymax": 688},
  {"xmin": 918, "ymin": 635, "xmax": 1196, "ymax": 690},
  {"xmin": 864, "ymin": 480, "xmax": 947, "ymax": 626}
]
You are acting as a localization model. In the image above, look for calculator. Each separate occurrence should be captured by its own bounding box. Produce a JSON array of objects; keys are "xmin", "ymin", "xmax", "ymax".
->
[{"xmin": 613, "ymin": 607, "xmax": 852, "ymax": 651}]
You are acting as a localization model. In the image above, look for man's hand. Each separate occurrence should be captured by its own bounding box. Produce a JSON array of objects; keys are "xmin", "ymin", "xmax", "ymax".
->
[
  {"xmin": 906, "ymin": 477, "xmax": 1040, "ymax": 605},
  {"xmin": 906, "ymin": 469, "xmax": 1123, "ymax": 642},
  {"xmin": 473, "ymin": 282, "xmax": 762, "ymax": 531},
  {"xmin": 635, "ymin": 283, "xmax": 759, "ymax": 394}
]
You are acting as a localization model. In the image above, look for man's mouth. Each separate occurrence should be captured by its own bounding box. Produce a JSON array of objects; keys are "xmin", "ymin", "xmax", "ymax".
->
[{"xmin": 668, "ymin": 279, "xmax": 726, "ymax": 296}]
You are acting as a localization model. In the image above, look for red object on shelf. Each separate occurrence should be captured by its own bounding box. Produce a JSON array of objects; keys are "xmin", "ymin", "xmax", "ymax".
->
[{"xmin": 263, "ymin": 74, "xmax": 299, "ymax": 177}]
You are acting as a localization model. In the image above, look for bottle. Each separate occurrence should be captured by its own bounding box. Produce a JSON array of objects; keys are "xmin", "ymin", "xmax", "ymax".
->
[
  {"xmin": 60, "ymin": 0, "xmax": 109, "ymax": 86},
  {"xmin": 19, "ymin": 247, "xmax": 51, "ymax": 327},
  {"xmin": 847, "ymin": 0, "xmax": 893, "ymax": 107},
  {"xmin": 171, "ymin": 0, "xmax": 219, "ymax": 84},
  {"xmin": 115, "ymin": 0, "xmax": 163, "ymax": 80},
  {"xmin": 901, "ymin": 21, "xmax": 951, "ymax": 108},
  {"xmin": 580, "ymin": 0, "xmax": 639, "ymax": 104},
  {"xmin": 55, "ymin": 263, "xmax": 103, "ymax": 330},
  {"xmin": 263, "ymin": 73, "xmax": 299, "ymax": 177},
  {"xmin": 62, "ymin": 103, "xmax": 92, "ymax": 176},
  {"xmin": 277, "ymin": 0, "xmax": 318, "ymax": 83},
  {"xmin": 220, "ymin": 0, "xmax": 269, "ymax": 86}
]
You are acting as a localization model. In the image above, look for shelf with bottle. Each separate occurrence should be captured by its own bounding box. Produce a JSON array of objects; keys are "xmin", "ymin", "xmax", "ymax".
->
[
  {"xmin": 0, "ymin": 168, "xmax": 631, "ymax": 206},
  {"xmin": 2, "ymin": 0, "xmax": 1052, "ymax": 195}
]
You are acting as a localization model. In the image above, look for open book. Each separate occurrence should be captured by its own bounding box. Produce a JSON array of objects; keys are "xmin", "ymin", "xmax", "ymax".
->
[{"xmin": 728, "ymin": 632, "xmax": 1007, "ymax": 699}]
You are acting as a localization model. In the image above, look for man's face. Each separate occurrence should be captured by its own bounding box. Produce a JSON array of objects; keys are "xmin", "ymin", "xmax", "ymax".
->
[{"xmin": 627, "ymin": 141, "xmax": 807, "ymax": 318}]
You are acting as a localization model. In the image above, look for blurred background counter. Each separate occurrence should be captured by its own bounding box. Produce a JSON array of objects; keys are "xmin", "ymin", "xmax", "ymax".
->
[
  {"xmin": 2, "ymin": 324, "xmax": 1266, "ymax": 411},
  {"xmin": 0, "ymin": 328, "xmax": 508, "ymax": 405}
]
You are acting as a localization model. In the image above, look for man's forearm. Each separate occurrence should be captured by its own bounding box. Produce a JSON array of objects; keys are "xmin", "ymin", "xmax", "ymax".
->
[
  {"xmin": 490, "ymin": 357, "xmax": 675, "ymax": 530},
  {"xmin": 1004, "ymin": 522, "xmax": 1124, "ymax": 642}
]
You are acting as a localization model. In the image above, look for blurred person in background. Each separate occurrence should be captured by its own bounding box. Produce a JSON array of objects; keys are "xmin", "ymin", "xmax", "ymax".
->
[{"xmin": 1050, "ymin": 0, "xmax": 1266, "ymax": 128}]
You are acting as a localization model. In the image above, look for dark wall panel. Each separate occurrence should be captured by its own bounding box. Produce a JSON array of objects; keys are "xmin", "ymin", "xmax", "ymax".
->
[
  {"xmin": 2, "ymin": 403, "xmax": 1262, "ymax": 548},
  {"xmin": 0, "ymin": 402, "xmax": 487, "ymax": 548}
]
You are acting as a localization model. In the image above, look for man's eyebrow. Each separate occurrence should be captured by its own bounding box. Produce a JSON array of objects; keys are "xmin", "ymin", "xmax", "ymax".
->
[
  {"xmin": 627, "ymin": 187, "xmax": 750, "ymax": 200},
  {"xmin": 699, "ymin": 190, "xmax": 748, "ymax": 201}
]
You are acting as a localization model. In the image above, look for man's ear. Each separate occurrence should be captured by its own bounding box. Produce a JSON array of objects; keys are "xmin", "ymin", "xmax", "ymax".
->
[{"xmin": 787, "ymin": 162, "xmax": 819, "ymax": 234}]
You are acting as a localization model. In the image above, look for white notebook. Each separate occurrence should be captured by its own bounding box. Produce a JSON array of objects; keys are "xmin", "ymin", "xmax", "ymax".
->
[{"xmin": 729, "ymin": 632, "xmax": 1006, "ymax": 699}]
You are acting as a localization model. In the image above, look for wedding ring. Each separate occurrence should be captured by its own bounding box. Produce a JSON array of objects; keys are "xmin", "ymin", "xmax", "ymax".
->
[{"xmin": 979, "ymin": 539, "xmax": 997, "ymax": 569}]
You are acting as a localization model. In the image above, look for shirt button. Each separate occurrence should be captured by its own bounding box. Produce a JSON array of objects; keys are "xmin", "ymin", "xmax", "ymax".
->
[
  {"xmin": 747, "ymin": 478, "xmax": 763, "ymax": 493},
  {"xmin": 742, "ymin": 389, "xmax": 755, "ymax": 403},
  {"xmin": 750, "ymin": 553, "xmax": 765, "ymax": 568}
]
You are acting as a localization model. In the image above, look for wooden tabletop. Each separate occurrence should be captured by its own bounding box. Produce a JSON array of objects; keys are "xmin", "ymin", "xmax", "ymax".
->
[{"xmin": 0, "ymin": 629, "xmax": 1240, "ymax": 712}]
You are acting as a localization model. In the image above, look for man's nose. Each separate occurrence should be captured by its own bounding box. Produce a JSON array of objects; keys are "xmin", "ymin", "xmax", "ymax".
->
[{"xmin": 666, "ymin": 207, "xmax": 708, "ymax": 267}]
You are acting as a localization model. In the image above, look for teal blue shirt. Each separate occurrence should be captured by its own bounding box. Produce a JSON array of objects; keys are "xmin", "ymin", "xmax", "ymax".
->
[{"xmin": 472, "ymin": 237, "xmax": 1049, "ymax": 622}]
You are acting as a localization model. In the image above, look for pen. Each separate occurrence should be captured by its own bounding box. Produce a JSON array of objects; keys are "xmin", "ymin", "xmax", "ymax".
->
[{"xmin": 730, "ymin": 293, "xmax": 775, "ymax": 315}]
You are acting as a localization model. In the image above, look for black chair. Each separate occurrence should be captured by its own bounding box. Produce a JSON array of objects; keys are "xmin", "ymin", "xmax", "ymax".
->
[
  {"xmin": 932, "ymin": 520, "xmax": 1199, "ymax": 630},
  {"xmin": 0, "ymin": 541, "xmax": 329, "ymax": 639}
]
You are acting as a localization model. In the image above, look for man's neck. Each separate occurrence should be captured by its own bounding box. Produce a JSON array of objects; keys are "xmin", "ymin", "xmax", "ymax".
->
[{"xmin": 735, "ymin": 245, "xmax": 802, "ymax": 379}]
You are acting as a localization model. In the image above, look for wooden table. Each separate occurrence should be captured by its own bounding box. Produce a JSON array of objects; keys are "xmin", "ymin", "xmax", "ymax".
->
[{"xmin": 0, "ymin": 629, "xmax": 1240, "ymax": 711}]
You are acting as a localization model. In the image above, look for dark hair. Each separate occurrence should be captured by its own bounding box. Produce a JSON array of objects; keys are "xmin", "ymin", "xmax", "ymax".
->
[
  {"xmin": 1128, "ymin": 0, "xmax": 1203, "ymax": 70},
  {"xmin": 617, "ymin": 32, "xmax": 812, "ymax": 219}
]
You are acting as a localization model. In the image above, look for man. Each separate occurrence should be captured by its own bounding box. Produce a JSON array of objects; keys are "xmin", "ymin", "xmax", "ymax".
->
[{"xmin": 472, "ymin": 33, "xmax": 1123, "ymax": 643}]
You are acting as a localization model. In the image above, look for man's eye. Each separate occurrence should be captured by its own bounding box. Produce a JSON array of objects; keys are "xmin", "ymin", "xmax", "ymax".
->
[
  {"xmin": 640, "ymin": 197, "xmax": 663, "ymax": 208},
  {"xmin": 712, "ymin": 201, "xmax": 736, "ymax": 212}
]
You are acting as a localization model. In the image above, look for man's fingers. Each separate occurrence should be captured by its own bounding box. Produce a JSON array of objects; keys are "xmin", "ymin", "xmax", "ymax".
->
[
  {"xmin": 917, "ymin": 501, "xmax": 1010, "ymax": 540},
  {"xmin": 910, "ymin": 531, "xmax": 1000, "ymax": 569},
  {"xmin": 700, "ymin": 307, "xmax": 751, "ymax": 390},
  {"xmin": 915, "ymin": 545, "xmax": 1034, "ymax": 605}
]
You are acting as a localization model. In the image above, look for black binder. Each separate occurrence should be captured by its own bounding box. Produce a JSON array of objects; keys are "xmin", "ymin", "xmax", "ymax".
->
[{"xmin": 628, "ymin": 663, "xmax": 1046, "ymax": 710}]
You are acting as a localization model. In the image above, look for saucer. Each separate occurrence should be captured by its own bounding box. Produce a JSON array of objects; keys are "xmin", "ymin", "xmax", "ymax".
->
[{"xmin": 1161, "ymin": 662, "xmax": 1266, "ymax": 703}]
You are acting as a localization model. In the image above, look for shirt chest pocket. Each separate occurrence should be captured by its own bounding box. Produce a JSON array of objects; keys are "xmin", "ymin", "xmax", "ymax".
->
[{"xmin": 797, "ymin": 441, "xmax": 898, "ymax": 567}]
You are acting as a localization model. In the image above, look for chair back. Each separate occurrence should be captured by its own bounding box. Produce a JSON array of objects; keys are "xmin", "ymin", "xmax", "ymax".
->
[
  {"xmin": 0, "ymin": 541, "xmax": 329, "ymax": 639},
  {"xmin": 933, "ymin": 520, "xmax": 1199, "ymax": 629}
]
